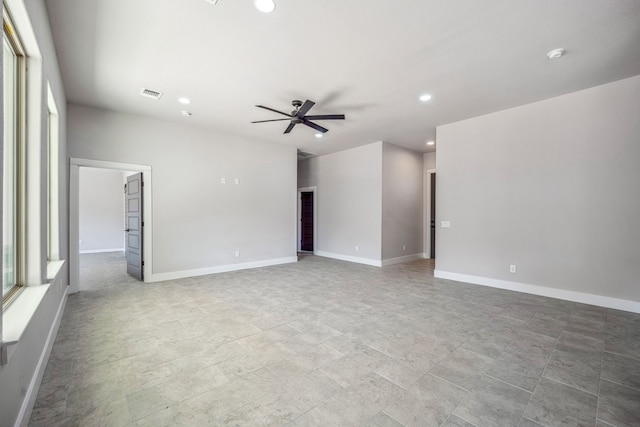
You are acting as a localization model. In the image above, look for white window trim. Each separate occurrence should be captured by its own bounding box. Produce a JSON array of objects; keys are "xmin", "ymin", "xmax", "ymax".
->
[
  {"xmin": 0, "ymin": 0, "xmax": 60, "ymax": 364},
  {"xmin": 47, "ymin": 83, "xmax": 60, "ymax": 262}
]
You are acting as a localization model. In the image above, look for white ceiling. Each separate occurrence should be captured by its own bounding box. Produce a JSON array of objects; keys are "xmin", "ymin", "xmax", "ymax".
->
[{"xmin": 45, "ymin": 0, "xmax": 640, "ymax": 156}]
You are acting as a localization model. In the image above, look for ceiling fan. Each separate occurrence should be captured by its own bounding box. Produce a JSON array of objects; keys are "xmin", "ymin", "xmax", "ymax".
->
[{"xmin": 251, "ymin": 99, "xmax": 345, "ymax": 135}]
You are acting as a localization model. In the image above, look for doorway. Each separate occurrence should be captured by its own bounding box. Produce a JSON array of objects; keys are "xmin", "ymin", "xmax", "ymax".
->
[
  {"xmin": 78, "ymin": 167, "xmax": 132, "ymax": 290},
  {"xmin": 430, "ymin": 172, "xmax": 436, "ymax": 259},
  {"xmin": 300, "ymin": 192, "xmax": 314, "ymax": 252},
  {"xmin": 297, "ymin": 187, "xmax": 317, "ymax": 253},
  {"xmin": 70, "ymin": 158, "xmax": 153, "ymax": 293}
]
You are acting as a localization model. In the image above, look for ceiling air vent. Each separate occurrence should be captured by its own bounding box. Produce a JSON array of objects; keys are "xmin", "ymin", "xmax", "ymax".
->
[
  {"xmin": 139, "ymin": 88, "xmax": 163, "ymax": 100},
  {"xmin": 297, "ymin": 150, "xmax": 315, "ymax": 159}
]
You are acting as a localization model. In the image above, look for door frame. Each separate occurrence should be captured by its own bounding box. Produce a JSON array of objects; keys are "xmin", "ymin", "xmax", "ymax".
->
[
  {"xmin": 69, "ymin": 158, "xmax": 153, "ymax": 293},
  {"xmin": 425, "ymin": 169, "xmax": 436, "ymax": 259},
  {"xmin": 297, "ymin": 186, "xmax": 317, "ymax": 253}
]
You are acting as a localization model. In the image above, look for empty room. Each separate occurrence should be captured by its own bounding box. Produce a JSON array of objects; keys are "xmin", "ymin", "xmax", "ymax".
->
[{"xmin": 1, "ymin": 1, "xmax": 639, "ymax": 426}]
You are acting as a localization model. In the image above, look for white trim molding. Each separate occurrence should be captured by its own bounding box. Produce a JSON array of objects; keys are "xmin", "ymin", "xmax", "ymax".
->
[
  {"xmin": 315, "ymin": 251, "xmax": 382, "ymax": 267},
  {"xmin": 79, "ymin": 248, "xmax": 124, "ymax": 254},
  {"xmin": 381, "ymin": 253, "xmax": 424, "ymax": 266},
  {"xmin": 434, "ymin": 269, "xmax": 640, "ymax": 314},
  {"xmin": 15, "ymin": 286, "xmax": 67, "ymax": 427},
  {"xmin": 69, "ymin": 158, "xmax": 153, "ymax": 293},
  {"xmin": 148, "ymin": 257, "xmax": 298, "ymax": 282},
  {"xmin": 1, "ymin": 285, "xmax": 50, "ymax": 364}
]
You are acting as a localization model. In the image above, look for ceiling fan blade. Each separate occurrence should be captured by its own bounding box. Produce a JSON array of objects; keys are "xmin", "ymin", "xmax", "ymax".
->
[
  {"xmin": 302, "ymin": 120, "xmax": 328, "ymax": 134},
  {"xmin": 304, "ymin": 114, "xmax": 345, "ymax": 121},
  {"xmin": 284, "ymin": 122, "xmax": 296, "ymax": 134},
  {"xmin": 256, "ymin": 105, "xmax": 292, "ymax": 117},
  {"xmin": 251, "ymin": 118, "xmax": 292, "ymax": 123},
  {"xmin": 296, "ymin": 100, "xmax": 315, "ymax": 118}
]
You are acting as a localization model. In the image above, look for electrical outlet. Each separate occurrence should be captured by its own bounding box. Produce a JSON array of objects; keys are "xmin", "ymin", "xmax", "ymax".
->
[
  {"xmin": 355, "ymin": 245, "xmax": 359, "ymax": 252},
  {"xmin": 221, "ymin": 177, "xmax": 227, "ymax": 184},
  {"xmin": 441, "ymin": 220, "xmax": 451, "ymax": 228},
  {"xmin": 403, "ymin": 245, "xmax": 406, "ymax": 252},
  {"xmin": 235, "ymin": 251, "xmax": 240, "ymax": 257},
  {"xmin": 510, "ymin": 264, "xmax": 517, "ymax": 273},
  {"xmin": 235, "ymin": 178, "xmax": 240, "ymax": 185},
  {"xmin": 79, "ymin": 239, "xmax": 83, "ymax": 245}
]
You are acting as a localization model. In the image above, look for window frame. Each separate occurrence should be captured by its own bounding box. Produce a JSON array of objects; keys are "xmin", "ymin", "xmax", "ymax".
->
[
  {"xmin": 47, "ymin": 84, "xmax": 60, "ymax": 262},
  {"xmin": 2, "ymin": 9, "xmax": 26, "ymax": 307}
]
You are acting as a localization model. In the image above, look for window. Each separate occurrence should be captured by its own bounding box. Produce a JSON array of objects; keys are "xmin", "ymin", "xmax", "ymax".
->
[
  {"xmin": 2, "ymin": 14, "xmax": 25, "ymax": 304},
  {"xmin": 47, "ymin": 84, "xmax": 60, "ymax": 261}
]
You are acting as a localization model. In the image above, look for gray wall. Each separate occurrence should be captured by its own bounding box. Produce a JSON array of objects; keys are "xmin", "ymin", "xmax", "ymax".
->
[
  {"xmin": 0, "ymin": 0, "xmax": 68, "ymax": 425},
  {"xmin": 424, "ymin": 152, "xmax": 436, "ymax": 171},
  {"xmin": 298, "ymin": 142, "xmax": 383, "ymax": 262},
  {"xmin": 298, "ymin": 141, "xmax": 424, "ymax": 265},
  {"xmin": 381, "ymin": 142, "xmax": 423, "ymax": 261},
  {"xmin": 436, "ymin": 75, "xmax": 640, "ymax": 305},
  {"xmin": 79, "ymin": 168, "xmax": 125, "ymax": 252},
  {"xmin": 68, "ymin": 104, "xmax": 297, "ymax": 274}
]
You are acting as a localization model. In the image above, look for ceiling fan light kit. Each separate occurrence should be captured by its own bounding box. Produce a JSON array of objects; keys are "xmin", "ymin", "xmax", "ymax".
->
[{"xmin": 252, "ymin": 99, "xmax": 345, "ymax": 136}]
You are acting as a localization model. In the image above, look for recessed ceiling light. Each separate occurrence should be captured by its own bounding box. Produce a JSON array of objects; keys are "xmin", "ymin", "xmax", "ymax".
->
[
  {"xmin": 178, "ymin": 97, "xmax": 191, "ymax": 105},
  {"xmin": 315, "ymin": 133, "xmax": 323, "ymax": 138},
  {"xmin": 547, "ymin": 48, "xmax": 565, "ymax": 60},
  {"xmin": 419, "ymin": 94, "xmax": 432, "ymax": 102},
  {"xmin": 254, "ymin": 0, "xmax": 276, "ymax": 13},
  {"xmin": 181, "ymin": 111, "xmax": 192, "ymax": 117},
  {"xmin": 426, "ymin": 141, "xmax": 435, "ymax": 146}
]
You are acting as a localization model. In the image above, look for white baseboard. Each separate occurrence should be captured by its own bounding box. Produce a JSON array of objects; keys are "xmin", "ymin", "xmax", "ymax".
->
[
  {"xmin": 79, "ymin": 248, "xmax": 124, "ymax": 254},
  {"xmin": 434, "ymin": 269, "xmax": 640, "ymax": 314},
  {"xmin": 148, "ymin": 257, "xmax": 299, "ymax": 282},
  {"xmin": 381, "ymin": 253, "xmax": 424, "ymax": 266},
  {"xmin": 16, "ymin": 285, "xmax": 68, "ymax": 427},
  {"xmin": 315, "ymin": 251, "xmax": 382, "ymax": 267}
]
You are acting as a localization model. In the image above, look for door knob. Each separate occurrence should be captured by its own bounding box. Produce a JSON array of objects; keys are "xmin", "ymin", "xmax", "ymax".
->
[{"xmin": 125, "ymin": 228, "xmax": 131, "ymax": 232}]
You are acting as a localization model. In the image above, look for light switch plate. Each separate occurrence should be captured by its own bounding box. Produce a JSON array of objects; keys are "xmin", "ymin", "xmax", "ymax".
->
[{"xmin": 441, "ymin": 221, "xmax": 451, "ymax": 228}]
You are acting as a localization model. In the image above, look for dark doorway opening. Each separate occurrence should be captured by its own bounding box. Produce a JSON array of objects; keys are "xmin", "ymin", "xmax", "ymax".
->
[
  {"xmin": 300, "ymin": 191, "xmax": 314, "ymax": 252},
  {"xmin": 430, "ymin": 172, "xmax": 436, "ymax": 259}
]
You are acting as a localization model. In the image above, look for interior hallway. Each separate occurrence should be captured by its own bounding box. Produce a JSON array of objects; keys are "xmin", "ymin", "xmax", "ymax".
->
[{"xmin": 30, "ymin": 255, "xmax": 640, "ymax": 426}]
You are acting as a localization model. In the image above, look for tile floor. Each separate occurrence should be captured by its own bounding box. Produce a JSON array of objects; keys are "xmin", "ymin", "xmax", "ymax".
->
[{"xmin": 30, "ymin": 253, "xmax": 640, "ymax": 426}]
